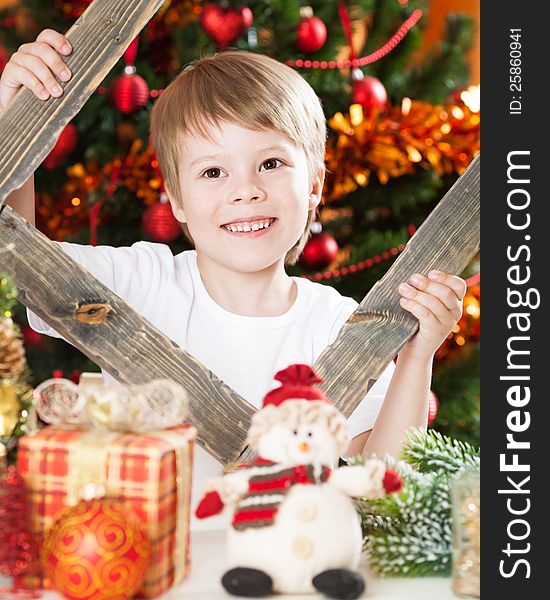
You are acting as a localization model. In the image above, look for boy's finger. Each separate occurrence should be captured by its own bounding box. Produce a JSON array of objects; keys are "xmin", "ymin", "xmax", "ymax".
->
[
  {"xmin": 19, "ymin": 42, "xmax": 71, "ymax": 82},
  {"xmin": 427, "ymin": 271, "xmax": 467, "ymax": 299},
  {"xmin": 398, "ymin": 283, "xmax": 448, "ymax": 323},
  {"xmin": 1, "ymin": 62, "xmax": 50, "ymax": 101},
  {"xmin": 36, "ymin": 28, "xmax": 72, "ymax": 55},
  {"xmin": 399, "ymin": 297, "xmax": 440, "ymax": 327},
  {"xmin": 10, "ymin": 53, "xmax": 62, "ymax": 97},
  {"xmin": 405, "ymin": 273, "xmax": 461, "ymax": 309}
]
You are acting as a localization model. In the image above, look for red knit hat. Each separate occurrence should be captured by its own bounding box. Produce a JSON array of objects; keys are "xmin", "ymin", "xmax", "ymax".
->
[{"xmin": 262, "ymin": 364, "xmax": 332, "ymax": 408}]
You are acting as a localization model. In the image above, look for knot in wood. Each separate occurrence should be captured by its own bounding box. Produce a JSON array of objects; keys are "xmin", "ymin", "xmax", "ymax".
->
[{"xmin": 74, "ymin": 302, "xmax": 112, "ymax": 324}]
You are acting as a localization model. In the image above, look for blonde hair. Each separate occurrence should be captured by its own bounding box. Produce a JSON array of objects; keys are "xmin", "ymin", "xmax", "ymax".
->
[{"xmin": 150, "ymin": 49, "xmax": 327, "ymax": 264}]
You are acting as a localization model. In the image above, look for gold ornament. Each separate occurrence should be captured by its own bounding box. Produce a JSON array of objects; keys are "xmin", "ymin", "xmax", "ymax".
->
[
  {"xmin": 452, "ymin": 469, "xmax": 480, "ymax": 598},
  {"xmin": 0, "ymin": 380, "xmax": 20, "ymax": 436},
  {"xmin": 0, "ymin": 317, "xmax": 26, "ymax": 379}
]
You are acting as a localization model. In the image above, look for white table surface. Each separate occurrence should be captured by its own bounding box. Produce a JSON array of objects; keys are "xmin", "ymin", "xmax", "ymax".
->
[{"xmin": 1, "ymin": 528, "xmax": 459, "ymax": 599}]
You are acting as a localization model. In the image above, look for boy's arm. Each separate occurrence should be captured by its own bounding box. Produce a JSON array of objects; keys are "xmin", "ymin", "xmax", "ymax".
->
[
  {"xmin": 351, "ymin": 270, "xmax": 466, "ymax": 460},
  {"xmin": 0, "ymin": 29, "xmax": 72, "ymax": 226},
  {"xmin": 344, "ymin": 351, "xmax": 430, "ymax": 459},
  {"xmin": 4, "ymin": 177, "xmax": 35, "ymax": 225},
  {"xmin": 361, "ymin": 349, "xmax": 431, "ymax": 458}
]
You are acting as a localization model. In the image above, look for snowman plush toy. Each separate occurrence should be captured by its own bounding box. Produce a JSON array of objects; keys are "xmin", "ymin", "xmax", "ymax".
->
[{"xmin": 195, "ymin": 364, "xmax": 403, "ymax": 599}]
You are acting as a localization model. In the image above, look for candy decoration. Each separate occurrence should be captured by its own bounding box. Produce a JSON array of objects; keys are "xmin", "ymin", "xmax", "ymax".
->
[
  {"xmin": 200, "ymin": 3, "xmax": 253, "ymax": 49},
  {"xmin": 351, "ymin": 71, "xmax": 387, "ymax": 113},
  {"xmin": 43, "ymin": 123, "xmax": 78, "ymax": 170},
  {"xmin": 299, "ymin": 232, "xmax": 339, "ymax": 271},
  {"xmin": 142, "ymin": 193, "xmax": 181, "ymax": 242},
  {"xmin": 296, "ymin": 15, "xmax": 327, "ymax": 53},
  {"xmin": 41, "ymin": 498, "xmax": 152, "ymax": 600}
]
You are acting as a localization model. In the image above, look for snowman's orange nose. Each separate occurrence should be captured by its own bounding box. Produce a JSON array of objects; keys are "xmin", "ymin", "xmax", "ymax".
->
[{"xmin": 299, "ymin": 442, "xmax": 310, "ymax": 452}]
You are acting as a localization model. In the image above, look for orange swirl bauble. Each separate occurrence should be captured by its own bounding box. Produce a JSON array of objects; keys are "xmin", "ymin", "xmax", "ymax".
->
[{"xmin": 41, "ymin": 498, "xmax": 151, "ymax": 600}]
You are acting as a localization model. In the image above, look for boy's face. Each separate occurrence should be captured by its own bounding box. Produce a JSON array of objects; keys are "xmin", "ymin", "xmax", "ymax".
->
[{"xmin": 169, "ymin": 121, "xmax": 323, "ymax": 274}]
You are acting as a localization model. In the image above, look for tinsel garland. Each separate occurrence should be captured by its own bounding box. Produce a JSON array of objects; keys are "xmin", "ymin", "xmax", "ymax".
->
[
  {"xmin": 351, "ymin": 429, "xmax": 479, "ymax": 577},
  {"xmin": 324, "ymin": 92, "xmax": 480, "ymax": 201}
]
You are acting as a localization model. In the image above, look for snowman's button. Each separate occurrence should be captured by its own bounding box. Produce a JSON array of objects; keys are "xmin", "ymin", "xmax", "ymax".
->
[
  {"xmin": 292, "ymin": 537, "xmax": 313, "ymax": 558},
  {"xmin": 296, "ymin": 502, "xmax": 317, "ymax": 522}
]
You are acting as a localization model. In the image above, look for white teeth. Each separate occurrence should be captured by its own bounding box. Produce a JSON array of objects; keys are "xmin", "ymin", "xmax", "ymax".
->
[{"xmin": 224, "ymin": 219, "xmax": 275, "ymax": 232}]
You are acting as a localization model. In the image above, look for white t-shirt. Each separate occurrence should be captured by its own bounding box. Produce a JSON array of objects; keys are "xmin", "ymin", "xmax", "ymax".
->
[{"xmin": 27, "ymin": 241, "xmax": 395, "ymax": 528}]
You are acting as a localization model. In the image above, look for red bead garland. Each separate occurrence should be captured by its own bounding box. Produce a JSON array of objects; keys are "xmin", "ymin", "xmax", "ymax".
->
[
  {"xmin": 288, "ymin": 9, "xmax": 423, "ymax": 70},
  {"xmin": 93, "ymin": 9, "xmax": 422, "ymax": 99}
]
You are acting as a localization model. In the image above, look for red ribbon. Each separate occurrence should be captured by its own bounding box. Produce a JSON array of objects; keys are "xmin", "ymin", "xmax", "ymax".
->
[
  {"xmin": 338, "ymin": 0, "xmax": 356, "ymax": 63},
  {"xmin": 123, "ymin": 37, "xmax": 139, "ymax": 67}
]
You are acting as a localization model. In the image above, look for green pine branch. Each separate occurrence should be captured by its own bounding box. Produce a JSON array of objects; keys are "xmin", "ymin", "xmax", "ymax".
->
[
  {"xmin": 351, "ymin": 430, "xmax": 479, "ymax": 576},
  {"xmin": 402, "ymin": 428, "xmax": 479, "ymax": 474},
  {"xmin": 399, "ymin": 13, "xmax": 476, "ymax": 103}
]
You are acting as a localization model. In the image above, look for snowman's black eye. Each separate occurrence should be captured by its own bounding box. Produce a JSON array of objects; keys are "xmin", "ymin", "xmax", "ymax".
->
[
  {"xmin": 293, "ymin": 429, "xmax": 298, "ymax": 436},
  {"xmin": 307, "ymin": 431, "xmax": 313, "ymax": 437}
]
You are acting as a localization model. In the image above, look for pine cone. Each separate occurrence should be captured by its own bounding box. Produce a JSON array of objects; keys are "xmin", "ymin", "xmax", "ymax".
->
[{"xmin": 0, "ymin": 318, "xmax": 26, "ymax": 379}]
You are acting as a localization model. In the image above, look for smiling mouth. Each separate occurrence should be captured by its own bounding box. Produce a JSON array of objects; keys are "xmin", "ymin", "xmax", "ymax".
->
[{"xmin": 221, "ymin": 217, "xmax": 277, "ymax": 233}]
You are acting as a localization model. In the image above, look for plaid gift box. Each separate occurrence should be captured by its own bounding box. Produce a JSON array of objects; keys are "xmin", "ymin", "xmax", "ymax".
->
[{"xmin": 16, "ymin": 424, "xmax": 196, "ymax": 598}]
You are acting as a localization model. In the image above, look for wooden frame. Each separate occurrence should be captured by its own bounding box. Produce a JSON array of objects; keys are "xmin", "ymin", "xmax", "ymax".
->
[{"xmin": 0, "ymin": 0, "xmax": 480, "ymax": 465}]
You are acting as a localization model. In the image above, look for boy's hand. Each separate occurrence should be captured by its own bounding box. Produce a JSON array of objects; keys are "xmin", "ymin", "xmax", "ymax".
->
[
  {"xmin": 397, "ymin": 270, "xmax": 467, "ymax": 362},
  {"xmin": 0, "ymin": 29, "xmax": 72, "ymax": 111}
]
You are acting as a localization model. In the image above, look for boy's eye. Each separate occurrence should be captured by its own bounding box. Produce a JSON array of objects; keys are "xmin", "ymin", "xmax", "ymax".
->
[
  {"xmin": 201, "ymin": 167, "xmax": 225, "ymax": 179},
  {"xmin": 260, "ymin": 158, "xmax": 283, "ymax": 171}
]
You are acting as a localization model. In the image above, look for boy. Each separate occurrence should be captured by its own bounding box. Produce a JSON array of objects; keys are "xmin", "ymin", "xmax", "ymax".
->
[{"xmin": 1, "ymin": 30, "xmax": 467, "ymax": 520}]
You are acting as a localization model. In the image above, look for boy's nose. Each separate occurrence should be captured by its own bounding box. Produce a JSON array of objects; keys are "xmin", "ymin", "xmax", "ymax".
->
[
  {"xmin": 232, "ymin": 194, "xmax": 262, "ymax": 203},
  {"xmin": 233, "ymin": 192, "xmax": 264, "ymax": 203}
]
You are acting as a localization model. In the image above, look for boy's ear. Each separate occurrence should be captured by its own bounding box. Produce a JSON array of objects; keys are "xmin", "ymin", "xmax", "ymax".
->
[
  {"xmin": 165, "ymin": 189, "xmax": 186, "ymax": 223},
  {"xmin": 308, "ymin": 166, "xmax": 325, "ymax": 210}
]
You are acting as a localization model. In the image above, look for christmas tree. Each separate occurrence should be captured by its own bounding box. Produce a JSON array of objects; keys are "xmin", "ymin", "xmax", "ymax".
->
[{"xmin": 0, "ymin": 0, "xmax": 480, "ymax": 444}]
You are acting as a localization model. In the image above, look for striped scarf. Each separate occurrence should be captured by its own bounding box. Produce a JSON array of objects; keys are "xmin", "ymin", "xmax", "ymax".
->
[{"xmin": 232, "ymin": 458, "xmax": 332, "ymax": 531}]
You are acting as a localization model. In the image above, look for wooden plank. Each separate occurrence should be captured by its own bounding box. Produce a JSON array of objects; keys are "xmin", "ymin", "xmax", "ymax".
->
[
  {"xmin": 0, "ymin": 0, "xmax": 480, "ymax": 462},
  {"xmin": 0, "ymin": 155, "xmax": 479, "ymax": 464},
  {"xmin": 314, "ymin": 154, "xmax": 480, "ymax": 414},
  {"xmin": 0, "ymin": 0, "xmax": 165, "ymax": 205},
  {"xmin": 0, "ymin": 205, "xmax": 257, "ymax": 464}
]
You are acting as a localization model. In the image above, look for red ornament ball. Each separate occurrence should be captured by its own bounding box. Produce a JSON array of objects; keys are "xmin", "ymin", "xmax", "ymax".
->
[
  {"xmin": 110, "ymin": 72, "xmax": 150, "ymax": 114},
  {"xmin": 299, "ymin": 232, "xmax": 339, "ymax": 271},
  {"xmin": 22, "ymin": 325, "xmax": 47, "ymax": 349},
  {"xmin": 142, "ymin": 199, "xmax": 181, "ymax": 243},
  {"xmin": 41, "ymin": 498, "xmax": 151, "ymax": 600},
  {"xmin": 200, "ymin": 3, "xmax": 253, "ymax": 49},
  {"xmin": 352, "ymin": 75, "xmax": 387, "ymax": 113},
  {"xmin": 428, "ymin": 390, "xmax": 439, "ymax": 425},
  {"xmin": 296, "ymin": 16, "xmax": 327, "ymax": 53},
  {"xmin": 0, "ymin": 43, "xmax": 8, "ymax": 73},
  {"xmin": 43, "ymin": 123, "xmax": 78, "ymax": 170}
]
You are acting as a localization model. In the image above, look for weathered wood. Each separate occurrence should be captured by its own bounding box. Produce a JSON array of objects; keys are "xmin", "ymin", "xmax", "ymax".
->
[
  {"xmin": 0, "ymin": 155, "xmax": 479, "ymax": 464},
  {"xmin": 315, "ymin": 154, "xmax": 480, "ymax": 414},
  {"xmin": 0, "ymin": 205, "xmax": 256, "ymax": 464},
  {"xmin": 0, "ymin": 0, "xmax": 480, "ymax": 464},
  {"xmin": 0, "ymin": 0, "xmax": 165, "ymax": 206}
]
